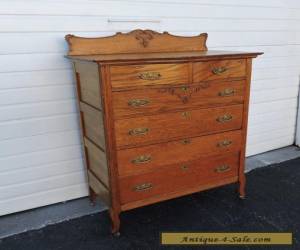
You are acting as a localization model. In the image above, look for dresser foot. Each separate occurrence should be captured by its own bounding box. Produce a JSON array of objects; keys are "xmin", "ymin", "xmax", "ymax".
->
[
  {"xmin": 89, "ymin": 187, "xmax": 97, "ymax": 206},
  {"xmin": 113, "ymin": 231, "xmax": 121, "ymax": 237},
  {"xmin": 109, "ymin": 209, "xmax": 120, "ymax": 235},
  {"xmin": 238, "ymin": 176, "xmax": 246, "ymax": 199}
]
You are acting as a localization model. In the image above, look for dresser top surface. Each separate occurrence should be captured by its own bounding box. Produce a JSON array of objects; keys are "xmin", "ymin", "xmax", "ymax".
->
[{"xmin": 67, "ymin": 50, "xmax": 262, "ymax": 63}]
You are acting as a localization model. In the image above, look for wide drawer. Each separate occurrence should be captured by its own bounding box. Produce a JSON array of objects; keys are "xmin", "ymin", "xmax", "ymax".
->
[
  {"xmin": 119, "ymin": 151, "xmax": 240, "ymax": 204},
  {"xmin": 117, "ymin": 130, "xmax": 242, "ymax": 177},
  {"xmin": 112, "ymin": 80, "xmax": 245, "ymax": 118},
  {"xmin": 114, "ymin": 105, "xmax": 243, "ymax": 148},
  {"xmin": 193, "ymin": 59, "xmax": 246, "ymax": 82},
  {"xmin": 110, "ymin": 63, "xmax": 189, "ymax": 88}
]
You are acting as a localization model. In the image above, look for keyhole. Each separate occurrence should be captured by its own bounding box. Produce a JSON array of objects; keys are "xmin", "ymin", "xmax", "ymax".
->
[
  {"xmin": 181, "ymin": 165, "xmax": 189, "ymax": 170},
  {"xmin": 181, "ymin": 86, "xmax": 188, "ymax": 91}
]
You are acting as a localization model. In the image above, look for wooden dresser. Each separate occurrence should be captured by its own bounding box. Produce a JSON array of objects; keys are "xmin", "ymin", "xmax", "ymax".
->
[{"xmin": 65, "ymin": 30, "xmax": 262, "ymax": 235}]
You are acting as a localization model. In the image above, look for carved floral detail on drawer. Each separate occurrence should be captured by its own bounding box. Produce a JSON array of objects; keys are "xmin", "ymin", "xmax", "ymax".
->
[{"xmin": 158, "ymin": 83, "xmax": 210, "ymax": 103}]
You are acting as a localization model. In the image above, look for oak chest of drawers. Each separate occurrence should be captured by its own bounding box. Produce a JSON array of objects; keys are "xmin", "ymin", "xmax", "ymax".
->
[{"xmin": 65, "ymin": 29, "xmax": 262, "ymax": 234}]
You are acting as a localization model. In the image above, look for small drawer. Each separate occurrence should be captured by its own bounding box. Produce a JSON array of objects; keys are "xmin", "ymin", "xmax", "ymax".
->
[
  {"xmin": 193, "ymin": 59, "xmax": 246, "ymax": 82},
  {"xmin": 110, "ymin": 63, "xmax": 189, "ymax": 88},
  {"xmin": 119, "ymin": 152, "xmax": 239, "ymax": 204},
  {"xmin": 114, "ymin": 105, "xmax": 243, "ymax": 148},
  {"xmin": 117, "ymin": 130, "xmax": 242, "ymax": 177},
  {"xmin": 112, "ymin": 80, "xmax": 245, "ymax": 118}
]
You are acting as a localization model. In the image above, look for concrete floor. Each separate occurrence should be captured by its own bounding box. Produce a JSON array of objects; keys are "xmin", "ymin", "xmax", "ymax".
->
[{"xmin": 1, "ymin": 145, "xmax": 300, "ymax": 240}]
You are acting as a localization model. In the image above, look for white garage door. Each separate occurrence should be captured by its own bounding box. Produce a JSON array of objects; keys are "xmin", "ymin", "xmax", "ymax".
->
[{"xmin": 0, "ymin": 0, "xmax": 300, "ymax": 216}]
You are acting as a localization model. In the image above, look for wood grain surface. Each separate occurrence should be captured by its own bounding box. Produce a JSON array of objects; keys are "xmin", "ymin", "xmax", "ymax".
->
[
  {"xmin": 112, "ymin": 80, "xmax": 245, "ymax": 118},
  {"xmin": 84, "ymin": 138, "xmax": 109, "ymax": 188},
  {"xmin": 110, "ymin": 63, "xmax": 189, "ymax": 88},
  {"xmin": 193, "ymin": 59, "xmax": 246, "ymax": 82},
  {"xmin": 119, "ymin": 152, "xmax": 239, "ymax": 204},
  {"xmin": 66, "ymin": 30, "xmax": 262, "ymax": 234},
  {"xmin": 75, "ymin": 61, "xmax": 102, "ymax": 109},
  {"xmin": 80, "ymin": 102, "xmax": 106, "ymax": 149},
  {"xmin": 65, "ymin": 30, "xmax": 207, "ymax": 56},
  {"xmin": 115, "ymin": 105, "xmax": 243, "ymax": 148},
  {"xmin": 117, "ymin": 130, "xmax": 242, "ymax": 177}
]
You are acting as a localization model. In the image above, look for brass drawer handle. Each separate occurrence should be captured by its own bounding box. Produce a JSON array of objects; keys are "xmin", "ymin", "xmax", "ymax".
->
[
  {"xmin": 212, "ymin": 67, "xmax": 227, "ymax": 75},
  {"xmin": 129, "ymin": 127, "xmax": 149, "ymax": 136},
  {"xmin": 134, "ymin": 183, "xmax": 153, "ymax": 192},
  {"xmin": 181, "ymin": 138, "xmax": 191, "ymax": 145},
  {"xmin": 216, "ymin": 114, "xmax": 233, "ymax": 123},
  {"xmin": 139, "ymin": 72, "xmax": 161, "ymax": 80},
  {"xmin": 217, "ymin": 140, "xmax": 232, "ymax": 147},
  {"xmin": 131, "ymin": 155, "xmax": 152, "ymax": 164},
  {"xmin": 182, "ymin": 111, "xmax": 191, "ymax": 118},
  {"xmin": 128, "ymin": 99, "xmax": 150, "ymax": 107},
  {"xmin": 215, "ymin": 165, "xmax": 231, "ymax": 173},
  {"xmin": 219, "ymin": 88, "xmax": 235, "ymax": 97}
]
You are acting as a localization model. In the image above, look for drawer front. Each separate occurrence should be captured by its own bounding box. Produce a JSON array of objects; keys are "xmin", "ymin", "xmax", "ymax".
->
[
  {"xmin": 117, "ymin": 130, "xmax": 242, "ymax": 177},
  {"xmin": 110, "ymin": 63, "xmax": 189, "ymax": 88},
  {"xmin": 113, "ymin": 80, "xmax": 245, "ymax": 118},
  {"xmin": 115, "ymin": 105, "xmax": 243, "ymax": 148},
  {"xmin": 119, "ymin": 152, "xmax": 239, "ymax": 204},
  {"xmin": 193, "ymin": 59, "xmax": 246, "ymax": 82}
]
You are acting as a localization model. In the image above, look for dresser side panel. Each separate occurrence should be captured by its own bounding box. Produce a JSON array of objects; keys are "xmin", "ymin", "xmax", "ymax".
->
[
  {"xmin": 88, "ymin": 170, "xmax": 111, "ymax": 206},
  {"xmin": 72, "ymin": 61, "xmax": 111, "ymax": 206},
  {"xmin": 79, "ymin": 102, "xmax": 106, "ymax": 149},
  {"xmin": 84, "ymin": 138, "xmax": 109, "ymax": 188},
  {"xmin": 74, "ymin": 61, "xmax": 102, "ymax": 110}
]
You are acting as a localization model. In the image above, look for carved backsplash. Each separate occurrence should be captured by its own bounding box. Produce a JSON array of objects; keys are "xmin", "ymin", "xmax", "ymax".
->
[{"xmin": 65, "ymin": 29, "xmax": 208, "ymax": 56}]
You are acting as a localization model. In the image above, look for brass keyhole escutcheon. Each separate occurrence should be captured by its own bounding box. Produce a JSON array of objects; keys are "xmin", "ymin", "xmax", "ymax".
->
[
  {"xmin": 182, "ymin": 111, "xmax": 191, "ymax": 118},
  {"xmin": 181, "ymin": 138, "xmax": 191, "ymax": 145},
  {"xmin": 181, "ymin": 165, "xmax": 189, "ymax": 171},
  {"xmin": 181, "ymin": 86, "xmax": 189, "ymax": 91}
]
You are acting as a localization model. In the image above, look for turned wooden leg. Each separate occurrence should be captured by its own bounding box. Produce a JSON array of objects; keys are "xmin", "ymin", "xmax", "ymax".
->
[
  {"xmin": 109, "ymin": 208, "xmax": 120, "ymax": 236},
  {"xmin": 89, "ymin": 187, "xmax": 97, "ymax": 206},
  {"xmin": 238, "ymin": 174, "xmax": 246, "ymax": 199}
]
